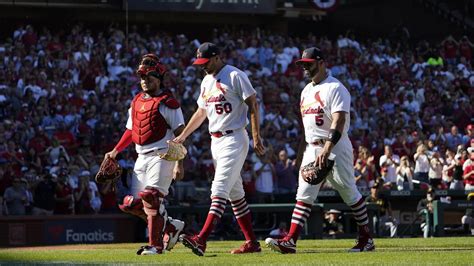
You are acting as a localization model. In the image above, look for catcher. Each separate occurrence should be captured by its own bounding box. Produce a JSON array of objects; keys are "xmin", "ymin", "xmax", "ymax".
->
[
  {"xmin": 265, "ymin": 47, "xmax": 375, "ymax": 253},
  {"xmin": 101, "ymin": 54, "xmax": 187, "ymax": 255}
]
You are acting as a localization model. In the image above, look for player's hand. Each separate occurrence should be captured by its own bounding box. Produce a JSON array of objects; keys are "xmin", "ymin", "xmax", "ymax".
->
[
  {"xmin": 315, "ymin": 147, "xmax": 331, "ymax": 169},
  {"xmin": 253, "ymin": 136, "xmax": 266, "ymax": 156},
  {"xmin": 173, "ymin": 162, "xmax": 184, "ymax": 181},
  {"xmin": 173, "ymin": 134, "xmax": 186, "ymax": 144},
  {"xmin": 105, "ymin": 149, "xmax": 118, "ymax": 160}
]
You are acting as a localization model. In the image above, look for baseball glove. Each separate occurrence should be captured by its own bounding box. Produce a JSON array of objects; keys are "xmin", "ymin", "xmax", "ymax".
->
[
  {"xmin": 95, "ymin": 157, "xmax": 122, "ymax": 184},
  {"xmin": 158, "ymin": 140, "xmax": 187, "ymax": 161},
  {"xmin": 301, "ymin": 157, "xmax": 335, "ymax": 185}
]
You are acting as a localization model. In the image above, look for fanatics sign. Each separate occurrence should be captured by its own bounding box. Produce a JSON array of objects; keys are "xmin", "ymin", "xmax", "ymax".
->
[{"xmin": 126, "ymin": 0, "xmax": 276, "ymax": 14}]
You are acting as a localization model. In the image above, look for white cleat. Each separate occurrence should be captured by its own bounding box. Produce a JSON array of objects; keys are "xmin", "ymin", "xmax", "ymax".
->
[
  {"xmin": 137, "ymin": 245, "xmax": 162, "ymax": 255},
  {"xmin": 164, "ymin": 218, "xmax": 185, "ymax": 251}
]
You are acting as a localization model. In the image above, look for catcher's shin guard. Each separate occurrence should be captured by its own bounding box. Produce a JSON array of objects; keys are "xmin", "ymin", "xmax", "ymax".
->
[
  {"xmin": 139, "ymin": 187, "xmax": 167, "ymax": 251},
  {"xmin": 119, "ymin": 195, "xmax": 147, "ymax": 222}
]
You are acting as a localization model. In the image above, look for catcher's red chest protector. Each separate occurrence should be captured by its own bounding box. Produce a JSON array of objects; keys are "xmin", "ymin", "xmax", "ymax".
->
[{"xmin": 131, "ymin": 91, "xmax": 180, "ymax": 145}]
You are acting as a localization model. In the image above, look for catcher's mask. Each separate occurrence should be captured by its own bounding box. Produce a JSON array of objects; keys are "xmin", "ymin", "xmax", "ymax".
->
[{"xmin": 137, "ymin": 54, "xmax": 167, "ymax": 81}]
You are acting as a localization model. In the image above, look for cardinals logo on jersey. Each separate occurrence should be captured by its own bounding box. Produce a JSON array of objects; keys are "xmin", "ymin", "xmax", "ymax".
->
[
  {"xmin": 300, "ymin": 91, "xmax": 325, "ymax": 116},
  {"xmin": 202, "ymin": 79, "xmax": 227, "ymax": 105},
  {"xmin": 314, "ymin": 91, "xmax": 324, "ymax": 107},
  {"xmin": 215, "ymin": 79, "xmax": 226, "ymax": 95}
]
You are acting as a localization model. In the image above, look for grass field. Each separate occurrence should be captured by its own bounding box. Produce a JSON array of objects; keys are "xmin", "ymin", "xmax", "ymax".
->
[{"xmin": 0, "ymin": 237, "xmax": 473, "ymax": 265}]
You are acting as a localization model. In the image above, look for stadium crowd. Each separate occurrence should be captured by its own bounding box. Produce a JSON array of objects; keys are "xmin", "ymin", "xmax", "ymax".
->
[{"xmin": 0, "ymin": 23, "xmax": 473, "ymax": 216}]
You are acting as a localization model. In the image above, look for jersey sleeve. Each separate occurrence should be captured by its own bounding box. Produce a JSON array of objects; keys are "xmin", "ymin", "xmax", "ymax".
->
[
  {"xmin": 126, "ymin": 107, "xmax": 132, "ymax": 130},
  {"xmin": 197, "ymin": 83, "xmax": 206, "ymax": 109},
  {"xmin": 160, "ymin": 105, "xmax": 185, "ymax": 131},
  {"xmin": 233, "ymin": 71, "xmax": 256, "ymax": 101},
  {"xmin": 330, "ymin": 84, "xmax": 351, "ymax": 114}
]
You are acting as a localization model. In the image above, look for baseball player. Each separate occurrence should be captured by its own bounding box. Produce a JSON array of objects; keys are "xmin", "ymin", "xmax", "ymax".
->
[
  {"xmin": 104, "ymin": 54, "xmax": 185, "ymax": 255},
  {"xmin": 173, "ymin": 42, "xmax": 266, "ymax": 256},
  {"xmin": 265, "ymin": 47, "xmax": 375, "ymax": 253}
]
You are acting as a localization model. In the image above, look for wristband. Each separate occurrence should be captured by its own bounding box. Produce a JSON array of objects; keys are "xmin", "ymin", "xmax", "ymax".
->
[{"xmin": 328, "ymin": 129, "xmax": 341, "ymax": 145}]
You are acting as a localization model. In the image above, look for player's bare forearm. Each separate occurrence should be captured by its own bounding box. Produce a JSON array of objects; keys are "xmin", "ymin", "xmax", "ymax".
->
[
  {"xmin": 245, "ymin": 94, "xmax": 265, "ymax": 155},
  {"xmin": 323, "ymin": 111, "xmax": 346, "ymax": 153},
  {"xmin": 175, "ymin": 108, "xmax": 207, "ymax": 142},
  {"xmin": 245, "ymin": 94, "xmax": 261, "ymax": 139}
]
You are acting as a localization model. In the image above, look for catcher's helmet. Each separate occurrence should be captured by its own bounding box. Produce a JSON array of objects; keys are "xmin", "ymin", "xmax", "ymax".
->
[{"xmin": 137, "ymin": 54, "xmax": 167, "ymax": 80}]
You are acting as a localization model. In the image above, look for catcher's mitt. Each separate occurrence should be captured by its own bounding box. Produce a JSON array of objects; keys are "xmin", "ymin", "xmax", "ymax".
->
[
  {"xmin": 158, "ymin": 140, "xmax": 187, "ymax": 161},
  {"xmin": 301, "ymin": 154, "xmax": 336, "ymax": 185},
  {"xmin": 95, "ymin": 157, "xmax": 122, "ymax": 184}
]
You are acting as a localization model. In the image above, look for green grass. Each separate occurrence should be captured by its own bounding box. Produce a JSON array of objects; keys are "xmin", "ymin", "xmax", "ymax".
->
[{"xmin": 0, "ymin": 238, "xmax": 473, "ymax": 265}]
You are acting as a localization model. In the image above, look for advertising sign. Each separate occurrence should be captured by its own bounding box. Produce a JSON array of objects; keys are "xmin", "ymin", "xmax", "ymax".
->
[
  {"xmin": 126, "ymin": 0, "xmax": 276, "ymax": 14},
  {"xmin": 44, "ymin": 220, "xmax": 115, "ymax": 245}
]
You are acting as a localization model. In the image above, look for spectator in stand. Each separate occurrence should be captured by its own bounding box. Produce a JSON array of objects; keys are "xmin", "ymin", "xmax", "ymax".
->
[
  {"xmin": 99, "ymin": 181, "xmax": 117, "ymax": 213},
  {"xmin": 445, "ymin": 126, "xmax": 463, "ymax": 151},
  {"xmin": 463, "ymin": 152, "xmax": 474, "ymax": 190},
  {"xmin": 458, "ymin": 36, "xmax": 473, "ymax": 63},
  {"xmin": 449, "ymin": 153, "xmax": 465, "ymax": 190},
  {"xmin": 396, "ymin": 156, "xmax": 414, "ymax": 191},
  {"xmin": 379, "ymin": 145, "xmax": 400, "ymax": 188},
  {"xmin": 441, "ymin": 35, "xmax": 458, "ymax": 65},
  {"xmin": 274, "ymin": 150, "xmax": 297, "ymax": 194},
  {"xmin": 54, "ymin": 172, "xmax": 74, "ymax": 214},
  {"xmin": 354, "ymin": 158, "xmax": 369, "ymax": 192},
  {"xmin": 442, "ymin": 150, "xmax": 456, "ymax": 186},
  {"xmin": 254, "ymin": 152, "xmax": 275, "ymax": 203},
  {"xmin": 21, "ymin": 178, "xmax": 33, "ymax": 214},
  {"xmin": 463, "ymin": 146, "xmax": 474, "ymax": 171},
  {"xmin": 414, "ymin": 144, "xmax": 430, "ymax": 184},
  {"xmin": 46, "ymin": 138, "xmax": 69, "ymax": 165},
  {"xmin": 462, "ymin": 125, "xmax": 474, "ymax": 147},
  {"xmin": 74, "ymin": 170, "xmax": 96, "ymax": 214},
  {"xmin": 241, "ymin": 160, "xmax": 257, "ymax": 203},
  {"xmin": 429, "ymin": 126, "xmax": 447, "ymax": 146},
  {"xmin": 428, "ymin": 152, "xmax": 444, "ymax": 189},
  {"xmin": 32, "ymin": 173, "xmax": 56, "ymax": 215},
  {"xmin": 3, "ymin": 177, "xmax": 29, "ymax": 215}
]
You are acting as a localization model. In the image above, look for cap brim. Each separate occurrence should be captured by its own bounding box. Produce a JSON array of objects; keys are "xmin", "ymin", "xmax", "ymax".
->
[
  {"xmin": 193, "ymin": 58, "xmax": 210, "ymax": 65},
  {"xmin": 295, "ymin": 58, "xmax": 317, "ymax": 65}
]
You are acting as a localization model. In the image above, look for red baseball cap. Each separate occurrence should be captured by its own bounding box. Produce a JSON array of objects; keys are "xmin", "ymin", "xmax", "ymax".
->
[
  {"xmin": 193, "ymin": 42, "xmax": 219, "ymax": 65},
  {"xmin": 296, "ymin": 47, "xmax": 324, "ymax": 65},
  {"xmin": 466, "ymin": 124, "xmax": 473, "ymax": 131}
]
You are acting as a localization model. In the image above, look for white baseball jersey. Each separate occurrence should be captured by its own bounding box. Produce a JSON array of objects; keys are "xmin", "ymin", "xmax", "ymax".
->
[
  {"xmin": 296, "ymin": 75, "xmax": 362, "ymax": 207},
  {"xmin": 126, "ymin": 105, "xmax": 185, "ymax": 154},
  {"xmin": 197, "ymin": 65, "xmax": 256, "ymax": 132},
  {"xmin": 300, "ymin": 76, "xmax": 351, "ymax": 143}
]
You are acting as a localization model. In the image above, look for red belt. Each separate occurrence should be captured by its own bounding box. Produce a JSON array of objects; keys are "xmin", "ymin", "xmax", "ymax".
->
[
  {"xmin": 311, "ymin": 139, "xmax": 326, "ymax": 146},
  {"xmin": 210, "ymin": 130, "xmax": 234, "ymax": 138}
]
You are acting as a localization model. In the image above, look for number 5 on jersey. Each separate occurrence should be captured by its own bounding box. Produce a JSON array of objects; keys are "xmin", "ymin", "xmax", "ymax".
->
[
  {"xmin": 315, "ymin": 114, "xmax": 324, "ymax": 126},
  {"xmin": 215, "ymin": 103, "xmax": 232, "ymax": 115}
]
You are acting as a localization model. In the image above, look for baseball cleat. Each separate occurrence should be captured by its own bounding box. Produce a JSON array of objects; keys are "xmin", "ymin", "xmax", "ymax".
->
[
  {"xmin": 180, "ymin": 234, "xmax": 206, "ymax": 256},
  {"xmin": 230, "ymin": 240, "xmax": 261, "ymax": 254},
  {"xmin": 163, "ymin": 218, "xmax": 185, "ymax": 251},
  {"xmin": 265, "ymin": 237, "xmax": 296, "ymax": 254},
  {"xmin": 136, "ymin": 245, "xmax": 162, "ymax": 255},
  {"xmin": 348, "ymin": 237, "xmax": 375, "ymax": 252}
]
